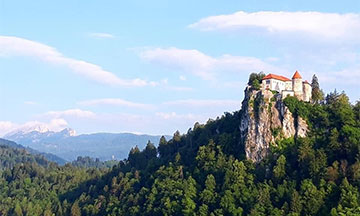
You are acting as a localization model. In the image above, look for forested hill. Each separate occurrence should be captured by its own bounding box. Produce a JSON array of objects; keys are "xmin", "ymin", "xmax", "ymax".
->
[
  {"xmin": 0, "ymin": 138, "xmax": 67, "ymax": 165},
  {"xmin": 0, "ymin": 143, "xmax": 50, "ymax": 170},
  {"xmin": 0, "ymin": 77, "xmax": 360, "ymax": 215},
  {"xmin": 63, "ymin": 89, "xmax": 360, "ymax": 216}
]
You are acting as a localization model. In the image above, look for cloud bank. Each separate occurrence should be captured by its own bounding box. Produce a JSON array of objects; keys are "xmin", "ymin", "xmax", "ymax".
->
[
  {"xmin": 0, "ymin": 36, "xmax": 152, "ymax": 87},
  {"xmin": 189, "ymin": 11, "xmax": 360, "ymax": 41},
  {"xmin": 140, "ymin": 47, "xmax": 280, "ymax": 80}
]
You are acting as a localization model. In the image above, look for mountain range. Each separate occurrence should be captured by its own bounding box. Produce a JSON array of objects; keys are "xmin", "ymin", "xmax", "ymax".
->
[{"xmin": 4, "ymin": 127, "xmax": 171, "ymax": 162}]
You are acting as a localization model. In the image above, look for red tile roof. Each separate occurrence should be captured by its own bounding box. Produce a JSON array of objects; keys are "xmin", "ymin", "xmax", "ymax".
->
[
  {"xmin": 262, "ymin": 73, "xmax": 291, "ymax": 82},
  {"xmin": 292, "ymin": 71, "xmax": 302, "ymax": 79}
]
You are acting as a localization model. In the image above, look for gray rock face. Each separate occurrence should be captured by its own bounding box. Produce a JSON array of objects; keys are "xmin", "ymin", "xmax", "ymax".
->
[{"xmin": 240, "ymin": 87, "xmax": 308, "ymax": 162}]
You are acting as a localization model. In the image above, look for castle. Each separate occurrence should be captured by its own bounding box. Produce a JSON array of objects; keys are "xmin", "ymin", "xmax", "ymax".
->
[{"xmin": 261, "ymin": 71, "xmax": 312, "ymax": 102}]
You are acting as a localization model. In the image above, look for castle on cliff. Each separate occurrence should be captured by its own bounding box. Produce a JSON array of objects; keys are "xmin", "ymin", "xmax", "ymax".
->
[{"xmin": 261, "ymin": 71, "xmax": 312, "ymax": 102}]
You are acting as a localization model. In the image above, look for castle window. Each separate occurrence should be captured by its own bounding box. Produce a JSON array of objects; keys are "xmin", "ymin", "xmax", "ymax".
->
[{"xmin": 266, "ymin": 80, "xmax": 270, "ymax": 84}]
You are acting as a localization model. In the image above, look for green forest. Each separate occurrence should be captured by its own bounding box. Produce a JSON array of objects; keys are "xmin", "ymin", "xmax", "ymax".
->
[{"xmin": 0, "ymin": 76, "xmax": 360, "ymax": 216}]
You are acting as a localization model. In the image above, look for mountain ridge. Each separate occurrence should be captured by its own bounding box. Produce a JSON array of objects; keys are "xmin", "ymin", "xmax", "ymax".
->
[
  {"xmin": 4, "ymin": 128, "xmax": 171, "ymax": 161},
  {"xmin": 0, "ymin": 138, "xmax": 66, "ymax": 165}
]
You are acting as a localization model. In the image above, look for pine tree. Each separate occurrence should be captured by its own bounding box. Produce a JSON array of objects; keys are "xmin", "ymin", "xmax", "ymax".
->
[
  {"xmin": 200, "ymin": 174, "xmax": 217, "ymax": 206},
  {"xmin": 182, "ymin": 176, "xmax": 197, "ymax": 216},
  {"xmin": 311, "ymin": 74, "xmax": 324, "ymax": 103},
  {"xmin": 273, "ymin": 155, "xmax": 286, "ymax": 181}
]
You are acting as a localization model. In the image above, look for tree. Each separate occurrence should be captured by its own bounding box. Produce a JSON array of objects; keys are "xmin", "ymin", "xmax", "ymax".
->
[
  {"xmin": 158, "ymin": 136, "xmax": 168, "ymax": 158},
  {"xmin": 220, "ymin": 190, "xmax": 243, "ymax": 216},
  {"xmin": 128, "ymin": 146, "xmax": 144, "ymax": 168},
  {"xmin": 198, "ymin": 204, "xmax": 209, "ymax": 216},
  {"xmin": 200, "ymin": 174, "xmax": 217, "ymax": 206},
  {"xmin": 311, "ymin": 74, "xmax": 324, "ymax": 103},
  {"xmin": 43, "ymin": 208, "xmax": 53, "ymax": 216},
  {"xmin": 290, "ymin": 190, "xmax": 302, "ymax": 214},
  {"xmin": 248, "ymin": 72, "xmax": 265, "ymax": 90},
  {"xmin": 273, "ymin": 155, "xmax": 286, "ymax": 181},
  {"xmin": 173, "ymin": 130, "xmax": 181, "ymax": 142},
  {"xmin": 14, "ymin": 203, "xmax": 23, "ymax": 216},
  {"xmin": 70, "ymin": 201, "xmax": 81, "ymax": 216},
  {"xmin": 300, "ymin": 179, "xmax": 325, "ymax": 215},
  {"xmin": 182, "ymin": 176, "xmax": 197, "ymax": 216},
  {"xmin": 252, "ymin": 79, "xmax": 261, "ymax": 90},
  {"xmin": 332, "ymin": 178, "xmax": 360, "ymax": 215},
  {"xmin": 144, "ymin": 141, "xmax": 157, "ymax": 160}
]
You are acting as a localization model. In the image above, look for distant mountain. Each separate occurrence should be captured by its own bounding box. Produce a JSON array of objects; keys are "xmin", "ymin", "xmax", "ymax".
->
[
  {"xmin": 5, "ymin": 127, "xmax": 76, "ymax": 144},
  {"xmin": 4, "ymin": 124, "xmax": 54, "ymax": 137},
  {"xmin": 4, "ymin": 128, "xmax": 171, "ymax": 161},
  {"xmin": 0, "ymin": 138, "xmax": 66, "ymax": 166}
]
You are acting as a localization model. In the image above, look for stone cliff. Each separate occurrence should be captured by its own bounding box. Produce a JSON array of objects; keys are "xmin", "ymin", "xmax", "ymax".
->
[{"xmin": 240, "ymin": 87, "xmax": 308, "ymax": 162}]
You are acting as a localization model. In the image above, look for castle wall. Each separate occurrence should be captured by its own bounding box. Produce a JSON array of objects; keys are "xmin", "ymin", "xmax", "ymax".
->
[
  {"xmin": 303, "ymin": 83, "xmax": 312, "ymax": 102},
  {"xmin": 262, "ymin": 79, "xmax": 286, "ymax": 92},
  {"xmin": 262, "ymin": 79, "xmax": 268, "ymax": 89},
  {"xmin": 261, "ymin": 73, "xmax": 312, "ymax": 102},
  {"xmin": 285, "ymin": 81, "xmax": 292, "ymax": 90},
  {"xmin": 292, "ymin": 78, "xmax": 303, "ymax": 99},
  {"xmin": 282, "ymin": 90, "xmax": 294, "ymax": 99}
]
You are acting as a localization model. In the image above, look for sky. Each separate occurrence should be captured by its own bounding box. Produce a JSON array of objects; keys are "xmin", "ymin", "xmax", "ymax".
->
[{"xmin": 0, "ymin": 0, "xmax": 360, "ymax": 136}]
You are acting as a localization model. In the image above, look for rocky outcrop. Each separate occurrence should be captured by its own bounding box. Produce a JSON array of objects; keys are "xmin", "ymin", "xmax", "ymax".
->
[{"xmin": 240, "ymin": 87, "xmax": 308, "ymax": 162}]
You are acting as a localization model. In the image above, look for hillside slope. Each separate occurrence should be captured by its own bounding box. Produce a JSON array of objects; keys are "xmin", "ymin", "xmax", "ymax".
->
[
  {"xmin": 0, "ymin": 144, "xmax": 50, "ymax": 170},
  {"xmin": 0, "ymin": 83, "xmax": 359, "ymax": 215},
  {"xmin": 61, "ymin": 89, "xmax": 360, "ymax": 215},
  {"xmin": 0, "ymin": 138, "xmax": 66, "ymax": 165}
]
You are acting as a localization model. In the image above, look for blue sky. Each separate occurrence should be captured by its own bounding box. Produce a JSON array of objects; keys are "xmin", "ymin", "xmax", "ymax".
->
[{"xmin": 0, "ymin": 0, "xmax": 360, "ymax": 136}]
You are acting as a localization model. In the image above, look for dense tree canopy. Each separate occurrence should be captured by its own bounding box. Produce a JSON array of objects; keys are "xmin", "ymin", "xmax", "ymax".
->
[
  {"xmin": 0, "ymin": 88, "xmax": 359, "ymax": 215},
  {"xmin": 248, "ymin": 72, "xmax": 265, "ymax": 90}
]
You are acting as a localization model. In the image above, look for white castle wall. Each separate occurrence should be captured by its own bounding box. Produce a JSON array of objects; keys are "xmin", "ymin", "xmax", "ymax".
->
[
  {"xmin": 262, "ymin": 79, "xmax": 287, "ymax": 92},
  {"xmin": 262, "ymin": 73, "xmax": 312, "ymax": 102},
  {"xmin": 292, "ymin": 78, "xmax": 303, "ymax": 100},
  {"xmin": 303, "ymin": 83, "xmax": 312, "ymax": 102}
]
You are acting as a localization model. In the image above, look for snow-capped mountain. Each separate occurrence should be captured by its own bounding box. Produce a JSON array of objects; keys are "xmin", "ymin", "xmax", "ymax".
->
[
  {"xmin": 3, "ymin": 127, "xmax": 169, "ymax": 161},
  {"xmin": 4, "ymin": 124, "xmax": 51, "ymax": 137},
  {"xmin": 4, "ymin": 127, "xmax": 76, "ymax": 142}
]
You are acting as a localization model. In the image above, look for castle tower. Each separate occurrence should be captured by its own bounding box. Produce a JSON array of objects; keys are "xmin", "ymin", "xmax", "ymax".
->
[
  {"xmin": 303, "ymin": 81, "xmax": 312, "ymax": 102},
  {"xmin": 292, "ymin": 71, "xmax": 303, "ymax": 100}
]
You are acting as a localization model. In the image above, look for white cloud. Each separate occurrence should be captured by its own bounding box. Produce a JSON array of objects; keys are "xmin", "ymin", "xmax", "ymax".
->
[
  {"xmin": 0, "ymin": 36, "xmax": 152, "ymax": 87},
  {"xmin": 140, "ymin": 47, "xmax": 216, "ymax": 80},
  {"xmin": 47, "ymin": 118, "xmax": 69, "ymax": 131},
  {"xmin": 89, "ymin": 32, "xmax": 115, "ymax": 39},
  {"xmin": 316, "ymin": 67, "xmax": 360, "ymax": 85},
  {"xmin": 78, "ymin": 98, "xmax": 155, "ymax": 109},
  {"xmin": 44, "ymin": 109, "xmax": 96, "ymax": 119},
  {"xmin": 140, "ymin": 47, "xmax": 280, "ymax": 80},
  {"xmin": 163, "ymin": 99, "xmax": 239, "ymax": 108},
  {"xmin": 190, "ymin": 11, "xmax": 360, "ymax": 41},
  {"xmin": 0, "ymin": 121, "xmax": 17, "ymax": 136}
]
